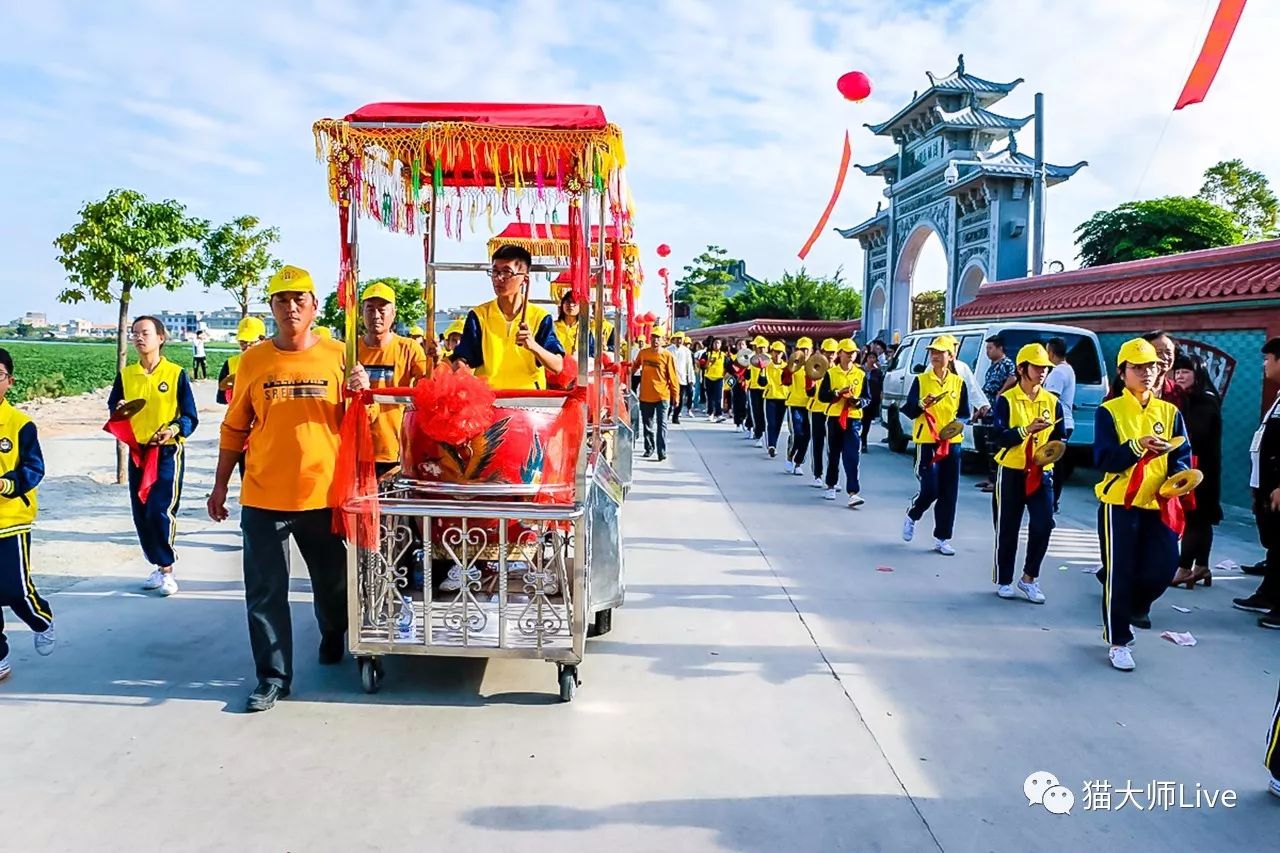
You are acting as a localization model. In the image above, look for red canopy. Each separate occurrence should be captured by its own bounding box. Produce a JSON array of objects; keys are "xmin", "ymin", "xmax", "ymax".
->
[{"xmin": 344, "ymin": 102, "xmax": 609, "ymax": 129}]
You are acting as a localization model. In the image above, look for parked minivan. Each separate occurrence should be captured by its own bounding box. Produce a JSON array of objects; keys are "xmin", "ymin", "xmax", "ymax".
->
[{"xmin": 879, "ymin": 321, "xmax": 1108, "ymax": 476}]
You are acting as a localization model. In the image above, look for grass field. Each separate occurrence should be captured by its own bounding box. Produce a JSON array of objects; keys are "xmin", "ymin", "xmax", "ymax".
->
[{"xmin": 0, "ymin": 340, "xmax": 234, "ymax": 402}]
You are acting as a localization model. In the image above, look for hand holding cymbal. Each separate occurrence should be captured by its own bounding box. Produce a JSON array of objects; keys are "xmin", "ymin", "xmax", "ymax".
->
[
  {"xmin": 1159, "ymin": 468, "xmax": 1203, "ymax": 498},
  {"xmin": 110, "ymin": 398, "xmax": 147, "ymax": 422},
  {"xmin": 1032, "ymin": 440, "xmax": 1067, "ymax": 467}
]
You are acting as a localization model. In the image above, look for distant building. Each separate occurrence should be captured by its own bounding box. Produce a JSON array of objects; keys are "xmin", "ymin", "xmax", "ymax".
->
[
  {"xmin": 672, "ymin": 260, "xmax": 764, "ymax": 332},
  {"xmin": 153, "ymin": 307, "xmax": 275, "ymax": 341},
  {"xmin": 15, "ymin": 312, "xmax": 50, "ymax": 328}
]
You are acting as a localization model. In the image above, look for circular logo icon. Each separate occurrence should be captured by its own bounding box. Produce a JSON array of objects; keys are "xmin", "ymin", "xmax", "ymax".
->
[
  {"xmin": 0, "ymin": 438, "xmax": 11, "ymax": 454},
  {"xmin": 158, "ymin": 382, "xmax": 169, "ymax": 393},
  {"xmin": 1154, "ymin": 422, "xmax": 1165, "ymax": 435}
]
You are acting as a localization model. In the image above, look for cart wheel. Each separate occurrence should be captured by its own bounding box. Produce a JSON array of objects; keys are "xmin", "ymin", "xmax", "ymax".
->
[
  {"xmin": 557, "ymin": 665, "xmax": 579, "ymax": 702},
  {"xmin": 587, "ymin": 608, "xmax": 613, "ymax": 638},
  {"xmin": 358, "ymin": 657, "xmax": 383, "ymax": 694}
]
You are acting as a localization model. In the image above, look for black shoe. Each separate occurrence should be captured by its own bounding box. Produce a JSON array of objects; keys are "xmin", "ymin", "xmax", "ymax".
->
[
  {"xmin": 1243, "ymin": 561, "xmax": 1267, "ymax": 577},
  {"xmin": 319, "ymin": 633, "xmax": 345, "ymax": 665},
  {"xmin": 1095, "ymin": 567, "xmax": 1106, "ymax": 586},
  {"xmin": 1233, "ymin": 594, "xmax": 1273, "ymax": 613},
  {"xmin": 672, "ymin": 418, "xmax": 680, "ymax": 424},
  {"xmin": 1259, "ymin": 611, "xmax": 1280, "ymax": 630},
  {"xmin": 657, "ymin": 454, "xmax": 666, "ymax": 461},
  {"xmin": 642, "ymin": 451, "xmax": 653, "ymax": 458},
  {"xmin": 246, "ymin": 682, "xmax": 289, "ymax": 712},
  {"xmin": 768, "ymin": 447, "xmax": 777, "ymax": 458},
  {"xmin": 1130, "ymin": 611, "xmax": 1152, "ymax": 630}
]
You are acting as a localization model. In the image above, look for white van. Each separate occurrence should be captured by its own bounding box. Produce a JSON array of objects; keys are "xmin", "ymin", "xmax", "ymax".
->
[{"xmin": 879, "ymin": 322, "xmax": 1108, "ymax": 474}]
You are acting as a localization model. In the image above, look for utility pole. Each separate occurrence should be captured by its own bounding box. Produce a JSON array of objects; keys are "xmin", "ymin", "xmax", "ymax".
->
[{"xmin": 1031, "ymin": 92, "xmax": 1046, "ymax": 276}]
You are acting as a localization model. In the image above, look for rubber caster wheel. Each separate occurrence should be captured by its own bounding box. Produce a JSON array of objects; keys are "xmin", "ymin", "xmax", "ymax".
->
[
  {"xmin": 358, "ymin": 657, "xmax": 383, "ymax": 694},
  {"xmin": 587, "ymin": 608, "xmax": 613, "ymax": 638},
  {"xmin": 557, "ymin": 665, "xmax": 579, "ymax": 702}
]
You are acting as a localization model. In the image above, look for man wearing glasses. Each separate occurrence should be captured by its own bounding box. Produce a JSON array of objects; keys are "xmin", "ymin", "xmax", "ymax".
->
[{"xmin": 450, "ymin": 244, "xmax": 565, "ymax": 390}]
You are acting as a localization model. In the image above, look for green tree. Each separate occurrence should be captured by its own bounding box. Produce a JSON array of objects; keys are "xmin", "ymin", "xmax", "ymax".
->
[
  {"xmin": 319, "ymin": 277, "xmax": 426, "ymax": 338},
  {"xmin": 1074, "ymin": 197, "xmax": 1242, "ymax": 267},
  {"xmin": 673, "ymin": 245, "xmax": 737, "ymax": 326},
  {"xmin": 1197, "ymin": 159, "xmax": 1279, "ymax": 241},
  {"xmin": 720, "ymin": 268, "xmax": 861, "ymax": 323},
  {"xmin": 911, "ymin": 290, "xmax": 946, "ymax": 331},
  {"xmin": 199, "ymin": 215, "xmax": 282, "ymax": 318},
  {"xmin": 53, "ymin": 189, "xmax": 207, "ymax": 482}
]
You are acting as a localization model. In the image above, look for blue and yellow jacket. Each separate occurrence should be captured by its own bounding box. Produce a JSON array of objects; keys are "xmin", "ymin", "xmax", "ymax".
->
[
  {"xmin": 0, "ymin": 399, "xmax": 44, "ymax": 537},
  {"xmin": 993, "ymin": 386, "xmax": 1066, "ymax": 470},
  {"xmin": 1093, "ymin": 389, "xmax": 1190, "ymax": 510}
]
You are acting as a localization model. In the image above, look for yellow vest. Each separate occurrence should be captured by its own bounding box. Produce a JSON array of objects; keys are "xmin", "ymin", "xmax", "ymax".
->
[
  {"xmin": 824, "ymin": 363, "xmax": 866, "ymax": 419},
  {"xmin": 912, "ymin": 369, "xmax": 965, "ymax": 444},
  {"xmin": 0, "ymin": 400, "xmax": 37, "ymax": 535},
  {"xmin": 704, "ymin": 351, "xmax": 727, "ymax": 381},
  {"xmin": 763, "ymin": 360, "xmax": 788, "ymax": 399},
  {"xmin": 786, "ymin": 367, "xmax": 809, "ymax": 407},
  {"xmin": 120, "ymin": 358, "xmax": 185, "ymax": 445},
  {"xmin": 1095, "ymin": 390, "xmax": 1181, "ymax": 510},
  {"xmin": 995, "ymin": 385, "xmax": 1060, "ymax": 471},
  {"xmin": 473, "ymin": 299, "xmax": 552, "ymax": 390},
  {"xmin": 554, "ymin": 319, "xmax": 582, "ymax": 357},
  {"xmin": 227, "ymin": 352, "xmax": 242, "ymax": 378}
]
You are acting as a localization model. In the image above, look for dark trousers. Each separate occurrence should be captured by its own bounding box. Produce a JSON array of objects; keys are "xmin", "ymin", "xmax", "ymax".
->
[
  {"xmin": 192, "ymin": 356, "xmax": 207, "ymax": 379},
  {"xmin": 0, "ymin": 532, "xmax": 53, "ymax": 660},
  {"xmin": 826, "ymin": 418, "xmax": 862, "ymax": 493},
  {"xmin": 640, "ymin": 400, "xmax": 668, "ymax": 457},
  {"xmin": 764, "ymin": 399, "xmax": 786, "ymax": 450},
  {"xmin": 1098, "ymin": 503, "xmax": 1178, "ymax": 647},
  {"xmin": 129, "ymin": 443, "xmax": 185, "ymax": 568},
  {"xmin": 694, "ymin": 377, "xmax": 704, "ymax": 408},
  {"xmin": 991, "ymin": 465, "xmax": 1055, "ymax": 585},
  {"xmin": 1253, "ymin": 491, "xmax": 1280, "ymax": 603},
  {"xmin": 1051, "ymin": 427, "xmax": 1073, "ymax": 512},
  {"xmin": 240, "ymin": 507, "xmax": 349, "ymax": 689},
  {"xmin": 860, "ymin": 411, "xmax": 876, "ymax": 452},
  {"xmin": 810, "ymin": 410, "xmax": 827, "ymax": 479},
  {"xmin": 732, "ymin": 384, "xmax": 748, "ymax": 426},
  {"xmin": 974, "ymin": 422, "xmax": 999, "ymax": 482},
  {"xmin": 787, "ymin": 406, "xmax": 810, "ymax": 465},
  {"xmin": 908, "ymin": 443, "xmax": 960, "ymax": 540},
  {"xmin": 1178, "ymin": 516, "xmax": 1215, "ymax": 569},
  {"xmin": 704, "ymin": 378, "xmax": 724, "ymax": 418},
  {"xmin": 750, "ymin": 389, "xmax": 766, "ymax": 439},
  {"xmin": 1267, "ymin": 681, "xmax": 1280, "ymax": 779},
  {"xmin": 672, "ymin": 384, "xmax": 692, "ymax": 421}
]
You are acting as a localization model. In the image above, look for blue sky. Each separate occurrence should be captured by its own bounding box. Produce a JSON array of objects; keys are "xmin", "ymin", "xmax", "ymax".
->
[{"xmin": 2, "ymin": 0, "xmax": 1276, "ymax": 324}]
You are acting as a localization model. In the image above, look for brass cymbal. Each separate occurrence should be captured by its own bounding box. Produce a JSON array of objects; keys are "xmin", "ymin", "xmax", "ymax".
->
[
  {"xmin": 1032, "ymin": 439, "xmax": 1066, "ymax": 467},
  {"xmin": 735, "ymin": 351, "xmax": 752, "ymax": 367},
  {"xmin": 110, "ymin": 398, "xmax": 147, "ymax": 422},
  {"xmin": 803, "ymin": 353, "xmax": 830, "ymax": 382},
  {"xmin": 749, "ymin": 353, "xmax": 768, "ymax": 369},
  {"xmin": 937, "ymin": 419, "xmax": 964, "ymax": 441},
  {"xmin": 1159, "ymin": 468, "xmax": 1203, "ymax": 498},
  {"xmin": 787, "ymin": 349, "xmax": 806, "ymax": 372}
]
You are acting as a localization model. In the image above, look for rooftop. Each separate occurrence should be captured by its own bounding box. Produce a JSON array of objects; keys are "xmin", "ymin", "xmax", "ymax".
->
[{"xmin": 865, "ymin": 54, "xmax": 1023, "ymax": 137}]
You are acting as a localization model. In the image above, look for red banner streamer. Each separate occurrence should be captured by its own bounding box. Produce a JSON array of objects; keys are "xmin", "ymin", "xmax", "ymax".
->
[
  {"xmin": 1174, "ymin": 0, "xmax": 1248, "ymax": 110},
  {"xmin": 797, "ymin": 131, "xmax": 852, "ymax": 260}
]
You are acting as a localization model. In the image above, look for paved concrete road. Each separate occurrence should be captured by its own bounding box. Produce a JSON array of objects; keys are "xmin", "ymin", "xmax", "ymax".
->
[{"xmin": 1, "ymin": 393, "xmax": 1275, "ymax": 852}]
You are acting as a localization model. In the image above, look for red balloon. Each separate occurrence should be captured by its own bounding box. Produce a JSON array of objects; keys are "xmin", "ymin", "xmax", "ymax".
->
[
  {"xmin": 836, "ymin": 71, "xmax": 873, "ymax": 102},
  {"xmin": 656, "ymin": 244, "xmax": 671, "ymax": 257},
  {"xmin": 658, "ymin": 267, "xmax": 669, "ymax": 278}
]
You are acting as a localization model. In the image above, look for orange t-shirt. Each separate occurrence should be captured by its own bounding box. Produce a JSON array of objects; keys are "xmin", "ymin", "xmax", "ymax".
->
[
  {"xmin": 358, "ymin": 335, "xmax": 429, "ymax": 463},
  {"xmin": 637, "ymin": 346, "xmax": 679, "ymax": 404},
  {"xmin": 219, "ymin": 338, "xmax": 345, "ymax": 511}
]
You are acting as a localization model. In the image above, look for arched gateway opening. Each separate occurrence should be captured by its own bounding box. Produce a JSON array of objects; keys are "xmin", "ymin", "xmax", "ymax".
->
[{"xmin": 893, "ymin": 223, "xmax": 948, "ymax": 333}]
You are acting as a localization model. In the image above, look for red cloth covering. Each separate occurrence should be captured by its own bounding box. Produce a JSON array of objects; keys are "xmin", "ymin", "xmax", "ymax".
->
[
  {"xmin": 103, "ymin": 418, "xmax": 159, "ymax": 503},
  {"xmin": 332, "ymin": 391, "xmax": 379, "ymax": 546}
]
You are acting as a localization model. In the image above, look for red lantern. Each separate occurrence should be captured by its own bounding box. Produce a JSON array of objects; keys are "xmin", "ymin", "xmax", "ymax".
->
[
  {"xmin": 836, "ymin": 70, "xmax": 873, "ymax": 102},
  {"xmin": 658, "ymin": 267, "xmax": 669, "ymax": 278},
  {"xmin": 656, "ymin": 244, "xmax": 671, "ymax": 257}
]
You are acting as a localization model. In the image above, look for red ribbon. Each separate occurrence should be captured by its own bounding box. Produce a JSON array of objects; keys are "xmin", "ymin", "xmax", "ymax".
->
[
  {"xmin": 1121, "ymin": 449, "xmax": 1186, "ymax": 536},
  {"xmin": 1122, "ymin": 451, "xmax": 1155, "ymax": 509},
  {"xmin": 1174, "ymin": 0, "xmax": 1247, "ymax": 110},
  {"xmin": 1023, "ymin": 433, "xmax": 1044, "ymax": 497},
  {"xmin": 922, "ymin": 409, "xmax": 950, "ymax": 463},
  {"xmin": 330, "ymin": 390, "xmax": 379, "ymax": 547},
  {"xmin": 103, "ymin": 419, "xmax": 160, "ymax": 503},
  {"xmin": 797, "ymin": 131, "xmax": 852, "ymax": 260}
]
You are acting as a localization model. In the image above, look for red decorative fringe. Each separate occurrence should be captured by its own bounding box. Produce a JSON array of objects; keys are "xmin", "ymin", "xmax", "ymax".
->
[
  {"xmin": 568, "ymin": 202, "xmax": 589, "ymax": 304},
  {"xmin": 411, "ymin": 369, "xmax": 497, "ymax": 446},
  {"xmin": 331, "ymin": 390, "xmax": 379, "ymax": 547}
]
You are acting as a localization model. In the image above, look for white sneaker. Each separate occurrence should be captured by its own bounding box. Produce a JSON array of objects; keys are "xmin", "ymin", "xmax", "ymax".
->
[
  {"xmin": 1109, "ymin": 646, "xmax": 1136, "ymax": 671},
  {"xmin": 823, "ymin": 488, "xmax": 838, "ymax": 501},
  {"xmin": 0, "ymin": 656, "xmax": 9, "ymax": 682},
  {"xmin": 847, "ymin": 493, "xmax": 865, "ymax": 508},
  {"xmin": 33, "ymin": 622, "xmax": 56, "ymax": 656},
  {"xmin": 902, "ymin": 516, "xmax": 916, "ymax": 541},
  {"xmin": 1269, "ymin": 777, "xmax": 1280, "ymax": 799},
  {"xmin": 784, "ymin": 461, "xmax": 795, "ymax": 474},
  {"xmin": 1017, "ymin": 580, "xmax": 1046, "ymax": 604},
  {"xmin": 142, "ymin": 569, "xmax": 165, "ymax": 590},
  {"xmin": 439, "ymin": 564, "xmax": 464, "ymax": 592},
  {"xmin": 997, "ymin": 584, "xmax": 1017, "ymax": 599},
  {"xmin": 396, "ymin": 596, "xmax": 416, "ymax": 639},
  {"xmin": 159, "ymin": 573, "xmax": 179, "ymax": 596},
  {"xmin": 811, "ymin": 477, "xmax": 824, "ymax": 488},
  {"xmin": 934, "ymin": 539, "xmax": 956, "ymax": 557},
  {"xmin": 792, "ymin": 466, "xmax": 805, "ymax": 477},
  {"xmin": 755, "ymin": 437, "xmax": 764, "ymax": 449}
]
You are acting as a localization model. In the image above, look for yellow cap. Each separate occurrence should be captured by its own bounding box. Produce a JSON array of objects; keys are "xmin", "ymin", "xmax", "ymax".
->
[
  {"xmin": 927, "ymin": 335, "xmax": 957, "ymax": 355},
  {"xmin": 360, "ymin": 282, "xmax": 395, "ymax": 304},
  {"xmin": 445, "ymin": 319, "xmax": 465, "ymax": 338},
  {"xmin": 314, "ymin": 326, "xmax": 332, "ymax": 340},
  {"xmin": 1016, "ymin": 343, "xmax": 1053, "ymax": 368},
  {"xmin": 268, "ymin": 265, "xmax": 314, "ymax": 295},
  {"xmin": 235, "ymin": 316, "xmax": 266, "ymax": 342},
  {"xmin": 408, "ymin": 325, "xmax": 424, "ymax": 337},
  {"xmin": 752, "ymin": 335, "xmax": 768, "ymax": 347},
  {"xmin": 796, "ymin": 336, "xmax": 814, "ymax": 350},
  {"xmin": 1117, "ymin": 337, "xmax": 1159, "ymax": 365},
  {"xmin": 837, "ymin": 339, "xmax": 857, "ymax": 354},
  {"xmin": 652, "ymin": 326, "xmax": 667, "ymax": 337},
  {"xmin": 820, "ymin": 338, "xmax": 838, "ymax": 353},
  {"xmin": 769, "ymin": 341, "xmax": 785, "ymax": 353}
]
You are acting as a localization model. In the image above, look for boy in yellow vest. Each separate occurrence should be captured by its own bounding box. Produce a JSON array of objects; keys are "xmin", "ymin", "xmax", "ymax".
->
[
  {"xmin": 0, "ymin": 348, "xmax": 55, "ymax": 680},
  {"xmin": 809, "ymin": 339, "xmax": 837, "ymax": 487},
  {"xmin": 783, "ymin": 337, "xmax": 813, "ymax": 475},
  {"xmin": 816, "ymin": 339, "xmax": 869, "ymax": 506}
]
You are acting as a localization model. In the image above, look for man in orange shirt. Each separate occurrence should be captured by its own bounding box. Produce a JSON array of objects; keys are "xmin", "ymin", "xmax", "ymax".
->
[
  {"xmin": 207, "ymin": 265, "xmax": 370, "ymax": 713},
  {"xmin": 356, "ymin": 282, "xmax": 429, "ymax": 477},
  {"xmin": 636, "ymin": 326, "xmax": 679, "ymax": 461}
]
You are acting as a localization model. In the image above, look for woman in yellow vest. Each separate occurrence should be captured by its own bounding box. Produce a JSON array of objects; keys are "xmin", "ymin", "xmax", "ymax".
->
[
  {"xmin": 553, "ymin": 290, "xmax": 595, "ymax": 359},
  {"xmin": 107, "ymin": 316, "xmax": 199, "ymax": 596},
  {"xmin": 700, "ymin": 338, "xmax": 729, "ymax": 423},
  {"xmin": 817, "ymin": 339, "xmax": 869, "ymax": 506},
  {"xmin": 901, "ymin": 335, "xmax": 970, "ymax": 555},
  {"xmin": 991, "ymin": 344, "xmax": 1066, "ymax": 604},
  {"xmin": 762, "ymin": 341, "xmax": 789, "ymax": 458},
  {"xmin": 809, "ymin": 338, "xmax": 837, "ymax": 487},
  {"xmin": 747, "ymin": 336, "xmax": 769, "ymax": 446},
  {"xmin": 783, "ymin": 337, "xmax": 813, "ymax": 476},
  {"xmin": 1094, "ymin": 337, "xmax": 1191, "ymax": 671},
  {"xmin": 216, "ymin": 315, "xmax": 266, "ymax": 406}
]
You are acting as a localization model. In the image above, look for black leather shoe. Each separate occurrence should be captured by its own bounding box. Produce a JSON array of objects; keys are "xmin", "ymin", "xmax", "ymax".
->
[
  {"xmin": 1243, "ymin": 561, "xmax": 1267, "ymax": 577},
  {"xmin": 319, "ymin": 633, "xmax": 345, "ymax": 665},
  {"xmin": 246, "ymin": 682, "xmax": 289, "ymax": 713},
  {"xmin": 1130, "ymin": 611, "xmax": 1152, "ymax": 630},
  {"xmin": 1233, "ymin": 594, "xmax": 1273, "ymax": 613}
]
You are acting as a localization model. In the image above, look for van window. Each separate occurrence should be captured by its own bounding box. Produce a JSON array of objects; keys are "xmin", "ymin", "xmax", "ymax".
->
[
  {"xmin": 995, "ymin": 329, "xmax": 1103, "ymax": 384},
  {"xmin": 908, "ymin": 337, "xmax": 932, "ymax": 374},
  {"xmin": 956, "ymin": 334, "xmax": 983, "ymax": 369},
  {"xmin": 889, "ymin": 339, "xmax": 916, "ymax": 372}
]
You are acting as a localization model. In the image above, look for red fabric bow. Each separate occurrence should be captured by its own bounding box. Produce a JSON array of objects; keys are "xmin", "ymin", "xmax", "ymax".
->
[
  {"xmin": 1023, "ymin": 434, "xmax": 1044, "ymax": 497},
  {"xmin": 923, "ymin": 410, "xmax": 950, "ymax": 463},
  {"xmin": 1122, "ymin": 449, "xmax": 1186, "ymax": 536},
  {"xmin": 103, "ymin": 419, "xmax": 160, "ymax": 503}
]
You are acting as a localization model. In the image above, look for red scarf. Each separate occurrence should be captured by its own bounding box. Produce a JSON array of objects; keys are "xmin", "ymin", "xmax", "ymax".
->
[
  {"xmin": 103, "ymin": 419, "xmax": 160, "ymax": 503},
  {"xmin": 1022, "ymin": 433, "xmax": 1044, "ymax": 496},
  {"xmin": 1122, "ymin": 449, "xmax": 1185, "ymax": 536},
  {"xmin": 922, "ymin": 409, "xmax": 950, "ymax": 463}
]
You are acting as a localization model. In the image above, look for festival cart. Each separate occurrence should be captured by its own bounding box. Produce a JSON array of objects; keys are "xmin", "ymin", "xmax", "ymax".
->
[{"xmin": 314, "ymin": 102, "xmax": 632, "ymax": 701}]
